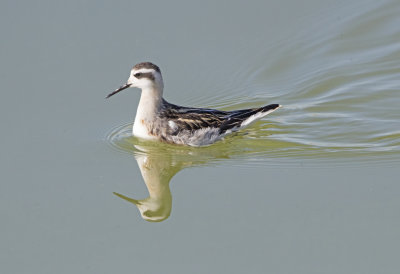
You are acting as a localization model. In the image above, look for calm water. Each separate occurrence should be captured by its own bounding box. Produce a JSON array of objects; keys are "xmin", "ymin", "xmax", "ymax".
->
[{"xmin": 1, "ymin": 0, "xmax": 399, "ymax": 273}]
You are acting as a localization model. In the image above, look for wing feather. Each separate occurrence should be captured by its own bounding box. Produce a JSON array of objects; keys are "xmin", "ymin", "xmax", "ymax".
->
[{"xmin": 160, "ymin": 100, "xmax": 279, "ymax": 136}]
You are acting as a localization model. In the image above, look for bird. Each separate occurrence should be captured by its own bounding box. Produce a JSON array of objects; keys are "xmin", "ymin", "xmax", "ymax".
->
[{"xmin": 107, "ymin": 62, "xmax": 281, "ymax": 146}]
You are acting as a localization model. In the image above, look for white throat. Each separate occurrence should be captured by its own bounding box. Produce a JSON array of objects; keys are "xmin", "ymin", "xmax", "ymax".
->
[{"xmin": 132, "ymin": 86, "xmax": 163, "ymax": 139}]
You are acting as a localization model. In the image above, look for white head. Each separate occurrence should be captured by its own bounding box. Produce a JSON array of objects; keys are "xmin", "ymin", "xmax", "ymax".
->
[{"xmin": 107, "ymin": 62, "xmax": 163, "ymax": 98}]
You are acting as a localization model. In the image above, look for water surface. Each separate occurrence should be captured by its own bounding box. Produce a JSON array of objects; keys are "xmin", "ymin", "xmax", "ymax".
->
[{"xmin": 1, "ymin": 0, "xmax": 399, "ymax": 273}]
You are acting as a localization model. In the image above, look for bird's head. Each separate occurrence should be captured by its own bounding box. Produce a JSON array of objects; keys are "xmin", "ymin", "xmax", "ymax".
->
[{"xmin": 107, "ymin": 62, "xmax": 163, "ymax": 98}]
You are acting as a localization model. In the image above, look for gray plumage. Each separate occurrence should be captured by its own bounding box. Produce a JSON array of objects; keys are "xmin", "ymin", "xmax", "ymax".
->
[{"xmin": 146, "ymin": 100, "xmax": 280, "ymax": 146}]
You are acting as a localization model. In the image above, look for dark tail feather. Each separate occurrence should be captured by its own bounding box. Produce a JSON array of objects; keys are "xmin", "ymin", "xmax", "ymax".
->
[
  {"xmin": 219, "ymin": 103, "xmax": 280, "ymax": 133},
  {"xmin": 258, "ymin": 103, "xmax": 280, "ymax": 113}
]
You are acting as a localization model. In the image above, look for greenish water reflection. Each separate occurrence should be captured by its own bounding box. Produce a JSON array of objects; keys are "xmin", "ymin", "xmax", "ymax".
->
[
  {"xmin": 111, "ymin": 137, "xmax": 248, "ymax": 222},
  {"xmin": 113, "ymin": 145, "xmax": 178, "ymax": 222},
  {"xmin": 108, "ymin": 113, "xmax": 398, "ymax": 222}
]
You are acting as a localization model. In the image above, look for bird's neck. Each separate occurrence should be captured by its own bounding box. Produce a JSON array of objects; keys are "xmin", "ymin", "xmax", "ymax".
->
[{"xmin": 135, "ymin": 86, "xmax": 163, "ymax": 123}]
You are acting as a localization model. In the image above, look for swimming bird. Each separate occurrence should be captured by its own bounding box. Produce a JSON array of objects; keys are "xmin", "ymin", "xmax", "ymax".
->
[{"xmin": 107, "ymin": 62, "xmax": 280, "ymax": 146}]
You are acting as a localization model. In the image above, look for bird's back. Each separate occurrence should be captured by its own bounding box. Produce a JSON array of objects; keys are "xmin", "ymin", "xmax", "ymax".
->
[{"xmin": 155, "ymin": 100, "xmax": 280, "ymax": 146}]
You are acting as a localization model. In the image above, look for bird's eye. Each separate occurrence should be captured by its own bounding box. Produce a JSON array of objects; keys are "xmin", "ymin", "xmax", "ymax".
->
[{"xmin": 134, "ymin": 73, "xmax": 142, "ymax": 78}]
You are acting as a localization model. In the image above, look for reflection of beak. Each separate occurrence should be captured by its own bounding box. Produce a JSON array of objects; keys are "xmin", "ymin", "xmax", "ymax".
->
[
  {"xmin": 113, "ymin": 192, "xmax": 141, "ymax": 205},
  {"xmin": 106, "ymin": 83, "xmax": 131, "ymax": 98}
]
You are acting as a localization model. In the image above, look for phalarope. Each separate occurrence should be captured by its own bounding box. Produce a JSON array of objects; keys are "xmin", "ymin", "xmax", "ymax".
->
[{"xmin": 107, "ymin": 62, "xmax": 281, "ymax": 146}]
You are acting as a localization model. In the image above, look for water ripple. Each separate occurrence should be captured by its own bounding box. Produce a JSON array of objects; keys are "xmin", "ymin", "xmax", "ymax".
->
[{"xmin": 107, "ymin": 1, "xmax": 400, "ymax": 168}]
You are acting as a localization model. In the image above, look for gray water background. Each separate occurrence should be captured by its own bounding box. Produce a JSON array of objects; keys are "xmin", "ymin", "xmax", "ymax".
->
[{"xmin": 1, "ymin": 0, "xmax": 400, "ymax": 273}]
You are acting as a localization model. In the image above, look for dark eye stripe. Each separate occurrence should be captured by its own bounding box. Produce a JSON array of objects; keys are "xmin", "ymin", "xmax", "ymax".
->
[{"xmin": 134, "ymin": 72, "xmax": 155, "ymax": 81}]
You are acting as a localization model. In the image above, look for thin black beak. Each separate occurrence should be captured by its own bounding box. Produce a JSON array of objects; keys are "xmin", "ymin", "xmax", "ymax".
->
[{"xmin": 106, "ymin": 83, "xmax": 131, "ymax": 98}]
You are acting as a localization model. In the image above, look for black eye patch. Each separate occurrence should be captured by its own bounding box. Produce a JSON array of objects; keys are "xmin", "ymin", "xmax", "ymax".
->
[{"xmin": 134, "ymin": 72, "xmax": 142, "ymax": 78}]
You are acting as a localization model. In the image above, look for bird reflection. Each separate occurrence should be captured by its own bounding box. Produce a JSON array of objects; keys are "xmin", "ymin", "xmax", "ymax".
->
[{"xmin": 113, "ymin": 141, "xmax": 230, "ymax": 222}]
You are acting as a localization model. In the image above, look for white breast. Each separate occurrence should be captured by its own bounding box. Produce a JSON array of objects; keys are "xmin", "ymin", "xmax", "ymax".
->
[{"xmin": 132, "ymin": 121, "xmax": 157, "ymax": 140}]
